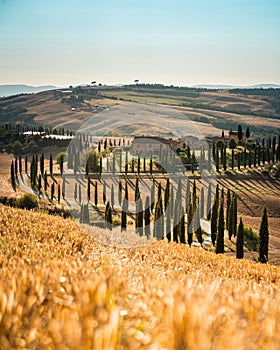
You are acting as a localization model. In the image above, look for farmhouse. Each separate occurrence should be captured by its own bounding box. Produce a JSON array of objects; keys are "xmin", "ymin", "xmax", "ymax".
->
[
  {"xmin": 130, "ymin": 136, "xmax": 185, "ymax": 156},
  {"xmin": 229, "ymin": 129, "xmax": 246, "ymax": 142}
]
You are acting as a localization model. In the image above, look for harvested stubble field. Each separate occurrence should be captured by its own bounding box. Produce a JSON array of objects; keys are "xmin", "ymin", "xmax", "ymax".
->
[{"xmin": 1, "ymin": 205, "xmax": 280, "ymax": 349}]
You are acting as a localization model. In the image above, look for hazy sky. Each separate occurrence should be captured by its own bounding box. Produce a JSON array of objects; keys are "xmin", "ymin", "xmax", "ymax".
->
[{"xmin": 0, "ymin": 0, "xmax": 280, "ymax": 87}]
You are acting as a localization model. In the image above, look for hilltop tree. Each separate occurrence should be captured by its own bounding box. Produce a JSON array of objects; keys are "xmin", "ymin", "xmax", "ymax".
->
[
  {"xmin": 259, "ymin": 207, "xmax": 269, "ymax": 263},
  {"xmin": 246, "ymin": 127, "xmax": 250, "ymax": 139},
  {"xmin": 236, "ymin": 217, "xmax": 244, "ymax": 259}
]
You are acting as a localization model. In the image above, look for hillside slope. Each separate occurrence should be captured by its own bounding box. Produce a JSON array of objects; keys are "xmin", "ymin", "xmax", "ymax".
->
[
  {"xmin": 1, "ymin": 205, "xmax": 280, "ymax": 349},
  {"xmin": 1, "ymin": 86, "xmax": 280, "ymax": 137}
]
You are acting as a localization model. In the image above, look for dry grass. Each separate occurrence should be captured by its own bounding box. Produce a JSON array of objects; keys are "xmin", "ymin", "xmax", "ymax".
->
[{"xmin": 1, "ymin": 204, "xmax": 280, "ymax": 349}]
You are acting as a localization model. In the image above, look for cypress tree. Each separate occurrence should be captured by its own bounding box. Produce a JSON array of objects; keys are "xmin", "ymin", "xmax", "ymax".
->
[
  {"xmin": 226, "ymin": 188, "xmax": 231, "ymax": 230},
  {"xmin": 79, "ymin": 184, "xmax": 82, "ymax": 203},
  {"xmin": 154, "ymin": 198, "xmax": 163, "ymax": 240},
  {"xmin": 259, "ymin": 207, "xmax": 269, "ymax": 263},
  {"xmin": 149, "ymin": 154, "xmax": 153, "ymax": 174},
  {"xmin": 118, "ymin": 181, "xmax": 122, "ymax": 206},
  {"xmin": 223, "ymin": 145, "xmax": 227, "ymax": 171},
  {"xmin": 49, "ymin": 153, "xmax": 53, "ymax": 175},
  {"xmin": 74, "ymin": 183, "xmax": 77, "ymax": 202},
  {"xmin": 200, "ymin": 186, "xmax": 205, "ymax": 219},
  {"xmin": 151, "ymin": 180, "xmax": 155, "ymax": 211},
  {"xmin": 236, "ymin": 217, "xmax": 244, "ymax": 259},
  {"xmin": 44, "ymin": 171, "xmax": 48, "ymax": 192},
  {"xmin": 121, "ymin": 198, "xmax": 127, "ymax": 232},
  {"xmin": 179, "ymin": 204, "xmax": 186, "ymax": 244},
  {"xmin": 87, "ymin": 178, "xmax": 91, "ymax": 202},
  {"xmin": 25, "ymin": 155, "xmax": 28, "ymax": 174},
  {"xmin": 216, "ymin": 198, "xmax": 224, "ymax": 254},
  {"xmin": 216, "ymin": 148, "xmax": 219, "ymax": 172},
  {"xmin": 125, "ymin": 151, "xmax": 128, "ymax": 175},
  {"xmin": 40, "ymin": 153, "xmax": 44, "ymax": 175},
  {"xmin": 62, "ymin": 176, "xmax": 65, "ymax": 199},
  {"xmin": 231, "ymin": 149, "xmax": 234, "ymax": 170},
  {"xmin": 191, "ymin": 151, "xmax": 196, "ymax": 173},
  {"xmin": 105, "ymin": 202, "xmax": 110, "ymax": 228},
  {"xmin": 185, "ymin": 180, "xmax": 190, "ymax": 209},
  {"xmin": 137, "ymin": 155, "xmax": 140, "ymax": 174},
  {"xmin": 135, "ymin": 196, "xmax": 143, "ymax": 236},
  {"xmin": 144, "ymin": 196, "xmax": 150, "ymax": 238},
  {"xmin": 57, "ymin": 184, "xmax": 61, "ymax": 203},
  {"xmin": 51, "ymin": 182, "xmax": 55, "ymax": 201},
  {"xmin": 19, "ymin": 156, "xmax": 22, "ymax": 174},
  {"xmin": 206, "ymin": 182, "xmax": 212, "ymax": 220},
  {"xmin": 238, "ymin": 124, "xmax": 243, "ymax": 143},
  {"xmin": 192, "ymin": 179, "xmax": 197, "ymax": 205},
  {"xmin": 233, "ymin": 193, "xmax": 238, "ymax": 237},
  {"xmin": 37, "ymin": 174, "xmax": 42, "ymax": 195},
  {"xmin": 228, "ymin": 199, "xmax": 234, "ymax": 241},
  {"xmin": 164, "ymin": 178, "xmax": 170, "ymax": 212},
  {"xmin": 187, "ymin": 199, "xmax": 193, "ymax": 246},
  {"xmin": 107, "ymin": 204, "xmax": 113, "ymax": 231},
  {"xmin": 94, "ymin": 182, "xmax": 98, "ymax": 206},
  {"xmin": 195, "ymin": 202, "xmax": 203, "ymax": 246},
  {"xmin": 166, "ymin": 195, "xmax": 171, "ymax": 242},
  {"xmin": 103, "ymin": 182, "xmax": 106, "ymax": 204},
  {"xmin": 157, "ymin": 182, "xmax": 162, "ymax": 202},
  {"xmin": 10, "ymin": 160, "xmax": 16, "ymax": 191},
  {"xmin": 99, "ymin": 157, "xmax": 102, "ymax": 176},
  {"xmin": 111, "ymin": 184, "xmax": 115, "ymax": 208},
  {"xmin": 211, "ymin": 197, "xmax": 218, "ymax": 246},
  {"xmin": 135, "ymin": 178, "xmax": 140, "ymax": 202}
]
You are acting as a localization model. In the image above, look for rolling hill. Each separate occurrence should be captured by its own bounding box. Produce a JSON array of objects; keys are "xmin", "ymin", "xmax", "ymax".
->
[{"xmin": 0, "ymin": 84, "xmax": 280, "ymax": 137}]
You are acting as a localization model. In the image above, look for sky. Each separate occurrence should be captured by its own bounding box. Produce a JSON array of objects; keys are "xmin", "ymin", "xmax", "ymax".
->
[{"xmin": 0, "ymin": 0, "xmax": 280, "ymax": 87}]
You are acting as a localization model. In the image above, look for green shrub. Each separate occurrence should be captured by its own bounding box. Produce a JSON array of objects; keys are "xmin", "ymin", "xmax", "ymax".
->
[
  {"xmin": 244, "ymin": 225, "xmax": 258, "ymax": 251},
  {"xmin": 16, "ymin": 193, "xmax": 38, "ymax": 210}
]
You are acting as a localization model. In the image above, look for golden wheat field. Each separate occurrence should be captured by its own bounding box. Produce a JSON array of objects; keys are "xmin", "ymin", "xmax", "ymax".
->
[{"xmin": 1, "ymin": 204, "xmax": 280, "ymax": 349}]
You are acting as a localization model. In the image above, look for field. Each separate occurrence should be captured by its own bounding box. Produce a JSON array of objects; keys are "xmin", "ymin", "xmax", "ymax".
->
[
  {"xmin": 1, "ymin": 205, "xmax": 280, "ymax": 349},
  {"xmin": 1, "ymin": 85, "xmax": 280, "ymax": 348}
]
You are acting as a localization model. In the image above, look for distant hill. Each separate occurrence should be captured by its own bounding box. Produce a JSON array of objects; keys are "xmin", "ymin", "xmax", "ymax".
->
[
  {"xmin": 0, "ymin": 84, "xmax": 58, "ymax": 97},
  {"xmin": 192, "ymin": 84, "xmax": 280, "ymax": 90}
]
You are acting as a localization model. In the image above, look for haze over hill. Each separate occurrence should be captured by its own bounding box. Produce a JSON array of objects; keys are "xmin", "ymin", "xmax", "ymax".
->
[
  {"xmin": 192, "ymin": 84, "xmax": 280, "ymax": 90},
  {"xmin": 0, "ymin": 84, "xmax": 58, "ymax": 97}
]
